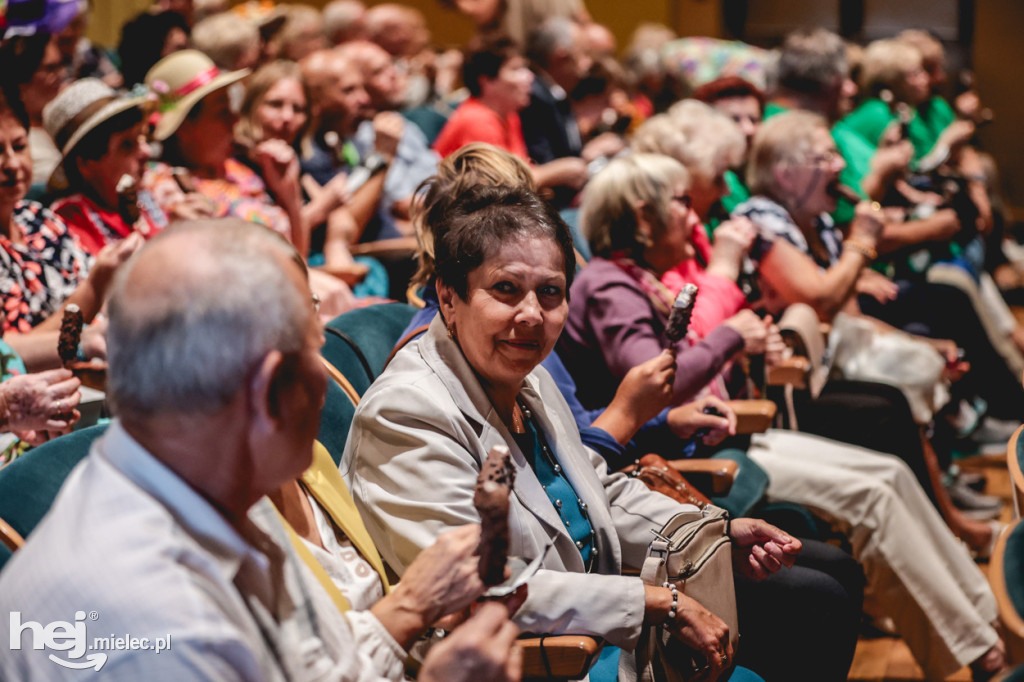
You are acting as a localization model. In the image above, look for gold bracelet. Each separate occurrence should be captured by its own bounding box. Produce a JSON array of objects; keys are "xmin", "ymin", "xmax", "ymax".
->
[{"xmin": 843, "ymin": 239, "xmax": 877, "ymax": 261}]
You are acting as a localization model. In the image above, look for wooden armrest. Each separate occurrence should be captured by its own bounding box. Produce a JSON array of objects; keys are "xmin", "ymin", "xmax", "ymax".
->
[
  {"xmin": 667, "ymin": 458, "xmax": 738, "ymax": 496},
  {"xmin": 519, "ymin": 635, "xmax": 600, "ymax": 680},
  {"xmin": 766, "ymin": 356, "xmax": 811, "ymax": 389},
  {"xmin": 0, "ymin": 516, "xmax": 25, "ymax": 553},
  {"xmin": 729, "ymin": 399, "xmax": 776, "ymax": 434},
  {"xmin": 349, "ymin": 236, "xmax": 418, "ymax": 259}
]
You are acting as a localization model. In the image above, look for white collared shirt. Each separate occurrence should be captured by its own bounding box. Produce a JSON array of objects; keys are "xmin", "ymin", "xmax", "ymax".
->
[{"xmin": 0, "ymin": 420, "xmax": 405, "ymax": 681}]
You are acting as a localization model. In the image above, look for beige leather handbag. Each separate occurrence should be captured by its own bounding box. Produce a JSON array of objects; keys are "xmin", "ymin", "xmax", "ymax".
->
[{"xmin": 636, "ymin": 506, "xmax": 738, "ymax": 682}]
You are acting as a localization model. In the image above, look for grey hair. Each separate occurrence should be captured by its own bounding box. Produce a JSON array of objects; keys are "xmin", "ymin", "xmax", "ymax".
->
[
  {"xmin": 106, "ymin": 219, "xmax": 308, "ymax": 418},
  {"xmin": 774, "ymin": 27, "xmax": 848, "ymax": 95},
  {"xmin": 633, "ymin": 102, "xmax": 744, "ymax": 183},
  {"xmin": 526, "ymin": 16, "xmax": 576, "ymax": 68},
  {"xmin": 581, "ymin": 153, "xmax": 689, "ymax": 260},
  {"xmin": 746, "ymin": 109, "xmax": 827, "ymax": 198}
]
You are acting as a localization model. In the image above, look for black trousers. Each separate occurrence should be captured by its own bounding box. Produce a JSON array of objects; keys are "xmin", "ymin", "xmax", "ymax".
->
[
  {"xmin": 734, "ymin": 539, "xmax": 864, "ymax": 682},
  {"xmin": 795, "ymin": 379, "xmax": 943, "ymax": 508},
  {"xmin": 859, "ymin": 279, "xmax": 1024, "ymax": 419}
]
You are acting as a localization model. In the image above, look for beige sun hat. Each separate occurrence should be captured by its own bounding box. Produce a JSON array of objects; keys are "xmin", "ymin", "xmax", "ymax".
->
[
  {"xmin": 145, "ymin": 49, "xmax": 250, "ymax": 141},
  {"xmin": 42, "ymin": 78, "xmax": 147, "ymax": 192}
]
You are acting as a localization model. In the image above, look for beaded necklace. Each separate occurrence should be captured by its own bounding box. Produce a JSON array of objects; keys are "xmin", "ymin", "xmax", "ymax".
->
[{"xmin": 515, "ymin": 398, "xmax": 598, "ymax": 573}]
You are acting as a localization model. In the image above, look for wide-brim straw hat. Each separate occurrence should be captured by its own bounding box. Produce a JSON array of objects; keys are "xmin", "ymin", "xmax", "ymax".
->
[
  {"xmin": 145, "ymin": 49, "xmax": 249, "ymax": 141},
  {"xmin": 41, "ymin": 77, "xmax": 146, "ymax": 192}
]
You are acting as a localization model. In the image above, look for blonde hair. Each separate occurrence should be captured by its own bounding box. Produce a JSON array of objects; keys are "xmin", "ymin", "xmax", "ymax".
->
[
  {"xmin": 235, "ymin": 60, "xmax": 310, "ymax": 149},
  {"xmin": 633, "ymin": 100, "xmax": 744, "ymax": 184},
  {"xmin": 896, "ymin": 29, "xmax": 943, "ymax": 70},
  {"xmin": 746, "ymin": 109, "xmax": 827, "ymax": 198},
  {"xmin": 191, "ymin": 12, "xmax": 259, "ymax": 70},
  {"xmin": 580, "ymin": 153, "xmax": 689, "ymax": 260},
  {"xmin": 859, "ymin": 38, "xmax": 923, "ymax": 97},
  {"xmin": 412, "ymin": 143, "xmax": 535, "ymax": 286}
]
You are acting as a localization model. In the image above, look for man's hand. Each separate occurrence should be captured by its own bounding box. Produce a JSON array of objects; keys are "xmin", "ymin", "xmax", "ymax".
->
[
  {"xmin": 419, "ymin": 602, "xmax": 522, "ymax": 682},
  {"xmin": 373, "ymin": 112, "xmax": 405, "ymax": 161},
  {"xmin": 581, "ymin": 132, "xmax": 626, "ymax": 163},
  {"xmin": 729, "ymin": 517, "xmax": 801, "ymax": 580}
]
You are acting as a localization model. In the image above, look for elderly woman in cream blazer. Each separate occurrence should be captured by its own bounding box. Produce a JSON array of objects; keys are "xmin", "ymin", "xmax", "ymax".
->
[{"xmin": 341, "ymin": 183, "xmax": 799, "ymax": 681}]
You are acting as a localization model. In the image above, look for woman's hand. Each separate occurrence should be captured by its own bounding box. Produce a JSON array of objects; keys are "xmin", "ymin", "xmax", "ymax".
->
[
  {"xmin": 763, "ymin": 317, "xmax": 786, "ymax": 367},
  {"xmin": 661, "ymin": 589, "xmax": 733, "ymax": 677},
  {"xmin": 400, "ymin": 524, "xmax": 486, "ymax": 622},
  {"xmin": 372, "ymin": 524, "xmax": 486, "ymax": 648},
  {"xmin": 419, "ymin": 602, "xmax": 522, "ymax": 682},
  {"xmin": 849, "ymin": 201, "xmax": 885, "ymax": 247},
  {"xmin": 666, "ymin": 396, "xmax": 735, "ymax": 445},
  {"xmin": 616, "ymin": 350, "xmax": 676, "ymax": 416},
  {"xmin": 870, "ymin": 139, "xmax": 914, "ymax": 180},
  {"xmin": 937, "ymin": 119, "xmax": 976, "ymax": 152},
  {"xmin": 855, "ymin": 269, "xmax": 899, "ymax": 304},
  {"xmin": 0, "ymin": 369, "xmax": 81, "ymax": 433},
  {"xmin": 729, "ymin": 517, "xmax": 801, "ymax": 580},
  {"xmin": 255, "ymin": 139, "xmax": 301, "ymax": 201},
  {"xmin": 593, "ymin": 350, "xmax": 676, "ymax": 445},
  {"xmin": 723, "ymin": 309, "xmax": 768, "ymax": 355},
  {"xmin": 89, "ymin": 233, "xmax": 144, "ymax": 290},
  {"xmin": 706, "ymin": 218, "xmax": 757, "ymax": 282},
  {"xmin": 81, "ymin": 315, "xmax": 107, "ymax": 361}
]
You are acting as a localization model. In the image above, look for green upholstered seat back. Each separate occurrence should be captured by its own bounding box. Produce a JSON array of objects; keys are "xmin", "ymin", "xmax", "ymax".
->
[
  {"xmin": 324, "ymin": 303, "xmax": 417, "ymax": 383},
  {"xmin": 317, "ymin": 376, "xmax": 358, "ymax": 467},
  {"xmin": 1004, "ymin": 520, "xmax": 1024, "ymax": 621},
  {"xmin": 0, "ymin": 424, "xmax": 108, "ymax": 570}
]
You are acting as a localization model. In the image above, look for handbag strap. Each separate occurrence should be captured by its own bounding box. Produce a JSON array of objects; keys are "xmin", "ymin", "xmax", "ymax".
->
[{"xmin": 640, "ymin": 537, "xmax": 669, "ymax": 586}]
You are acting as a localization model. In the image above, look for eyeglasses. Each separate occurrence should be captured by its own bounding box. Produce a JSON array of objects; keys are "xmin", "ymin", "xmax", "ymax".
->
[
  {"xmin": 671, "ymin": 194, "xmax": 692, "ymax": 209},
  {"xmin": 797, "ymin": 149, "xmax": 841, "ymax": 168}
]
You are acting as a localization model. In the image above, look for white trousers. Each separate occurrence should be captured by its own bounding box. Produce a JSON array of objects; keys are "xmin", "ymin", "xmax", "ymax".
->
[{"xmin": 748, "ymin": 429, "xmax": 997, "ymax": 680}]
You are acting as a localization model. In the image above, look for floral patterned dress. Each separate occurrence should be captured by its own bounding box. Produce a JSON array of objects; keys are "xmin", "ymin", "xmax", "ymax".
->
[
  {"xmin": 0, "ymin": 201, "xmax": 91, "ymax": 334},
  {"xmin": 143, "ymin": 159, "xmax": 291, "ymax": 239}
]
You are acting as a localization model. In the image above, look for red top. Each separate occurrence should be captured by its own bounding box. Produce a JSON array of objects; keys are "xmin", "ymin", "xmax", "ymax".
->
[
  {"xmin": 660, "ymin": 224, "xmax": 748, "ymax": 339},
  {"xmin": 433, "ymin": 97, "xmax": 530, "ymax": 161},
  {"xmin": 51, "ymin": 191, "xmax": 167, "ymax": 256}
]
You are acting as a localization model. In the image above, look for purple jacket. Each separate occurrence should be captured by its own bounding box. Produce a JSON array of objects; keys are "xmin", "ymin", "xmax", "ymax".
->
[{"xmin": 559, "ymin": 258, "xmax": 745, "ymax": 410}]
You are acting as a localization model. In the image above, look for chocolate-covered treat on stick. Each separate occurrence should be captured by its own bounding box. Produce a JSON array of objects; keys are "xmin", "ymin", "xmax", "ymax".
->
[
  {"xmin": 116, "ymin": 174, "xmax": 143, "ymax": 233},
  {"xmin": 664, "ymin": 283, "xmax": 698, "ymax": 346},
  {"xmin": 474, "ymin": 444, "xmax": 516, "ymax": 585},
  {"xmin": 57, "ymin": 304, "xmax": 83, "ymax": 367}
]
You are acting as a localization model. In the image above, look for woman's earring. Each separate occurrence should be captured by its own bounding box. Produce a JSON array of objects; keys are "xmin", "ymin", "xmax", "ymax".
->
[{"xmin": 447, "ymin": 323, "xmax": 457, "ymax": 340}]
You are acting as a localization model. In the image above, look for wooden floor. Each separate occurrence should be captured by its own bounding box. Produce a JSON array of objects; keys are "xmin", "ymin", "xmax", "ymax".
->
[{"xmin": 847, "ymin": 453, "xmax": 1010, "ymax": 681}]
